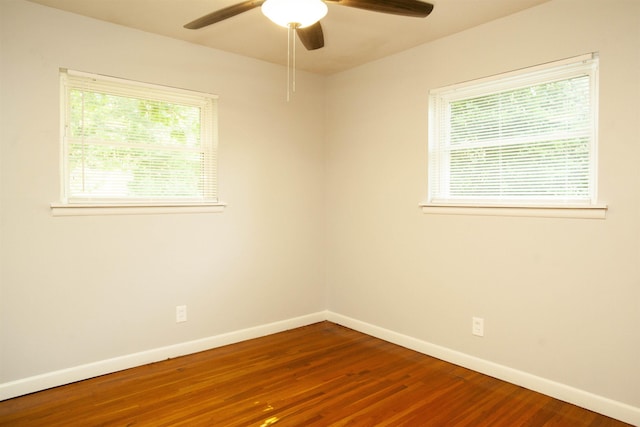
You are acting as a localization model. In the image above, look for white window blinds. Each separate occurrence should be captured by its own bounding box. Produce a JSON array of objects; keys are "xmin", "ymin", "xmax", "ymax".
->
[
  {"xmin": 60, "ymin": 70, "xmax": 218, "ymax": 204},
  {"xmin": 428, "ymin": 54, "xmax": 599, "ymax": 207}
]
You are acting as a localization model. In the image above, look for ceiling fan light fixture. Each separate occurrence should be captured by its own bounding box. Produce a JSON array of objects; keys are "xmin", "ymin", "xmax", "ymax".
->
[{"xmin": 261, "ymin": 0, "xmax": 328, "ymax": 28}]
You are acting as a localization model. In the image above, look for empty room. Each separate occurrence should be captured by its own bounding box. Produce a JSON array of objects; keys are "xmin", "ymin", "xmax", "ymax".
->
[{"xmin": 0, "ymin": 0, "xmax": 639, "ymax": 425}]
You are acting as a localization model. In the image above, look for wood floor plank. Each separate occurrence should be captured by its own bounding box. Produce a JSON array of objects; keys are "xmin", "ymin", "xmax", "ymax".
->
[{"xmin": 0, "ymin": 322, "xmax": 631, "ymax": 426}]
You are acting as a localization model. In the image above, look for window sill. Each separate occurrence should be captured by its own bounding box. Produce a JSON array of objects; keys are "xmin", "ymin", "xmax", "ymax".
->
[
  {"xmin": 50, "ymin": 202, "xmax": 227, "ymax": 217},
  {"xmin": 419, "ymin": 203, "xmax": 607, "ymax": 219}
]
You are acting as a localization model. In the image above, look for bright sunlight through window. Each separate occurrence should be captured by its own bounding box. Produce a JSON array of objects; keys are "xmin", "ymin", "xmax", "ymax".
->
[
  {"xmin": 427, "ymin": 54, "xmax": 599, "ymax": 209},
  {"xmin": 59, "ymin": 70, "xmax": 218, "ymax": 207}
]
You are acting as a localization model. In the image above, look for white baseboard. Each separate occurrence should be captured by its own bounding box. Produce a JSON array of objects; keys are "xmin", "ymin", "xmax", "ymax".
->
[
  {"xmin": 0, "ymin": 311, "xmax": 328, "ymax": 401},
  {"xmin": 2, "ymin": 310, "xmax": 638, "ymax": 426},
  {"xmin": 326, "ymin": 312, "xmax": 640, "ymax": 426}
]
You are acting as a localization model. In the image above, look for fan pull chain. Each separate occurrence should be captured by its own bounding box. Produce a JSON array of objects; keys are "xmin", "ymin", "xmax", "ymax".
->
[
  {"xmin": 287, "ymin": 23, "xmax": 299, "ymax": 102},
  {"xmin": 293, "ymin": 25, "xmax": 296, "ymax": 94}
]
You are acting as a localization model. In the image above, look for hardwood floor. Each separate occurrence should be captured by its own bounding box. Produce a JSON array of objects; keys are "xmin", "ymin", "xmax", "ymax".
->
[{"xmin": 0, "ymin": 322, "xmax": 631, "ymax": 426}]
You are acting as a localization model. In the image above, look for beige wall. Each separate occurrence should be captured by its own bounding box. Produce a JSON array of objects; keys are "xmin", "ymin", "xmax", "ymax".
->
[
  {"xmin": 326, "ymin": 0, "xmax": 640, "ymax": 410},
  {"xmin": 1, "ymin": 0, "xmax": 639, "ymax": 421},
  {"xmin": 0, "ymin": 0, "xmax": 326, "ymax": 382}
]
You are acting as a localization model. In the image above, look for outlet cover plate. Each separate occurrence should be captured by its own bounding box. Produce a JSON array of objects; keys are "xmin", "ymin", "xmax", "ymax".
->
[
  {"xmin": 472, "ymin": 317, "xmax": 484, "ymax": 337},
  {"xmin": 176, "ymin": 305, "xmax": 187, "ymax": 323}
]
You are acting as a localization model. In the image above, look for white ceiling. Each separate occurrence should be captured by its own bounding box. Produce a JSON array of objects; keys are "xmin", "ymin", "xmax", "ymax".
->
[{"xmin": 26, "ymin": 0, "xmax": 549, "ymax": 75}]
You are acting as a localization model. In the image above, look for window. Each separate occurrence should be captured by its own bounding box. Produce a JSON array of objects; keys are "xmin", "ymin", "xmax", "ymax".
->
[
  {"xmin": 56, "ymin": 69, "xmax": 219, "ymax": 212},
  {"xmin": 426, "ymin": 54, "xmax": 602, "ymax": 217}
]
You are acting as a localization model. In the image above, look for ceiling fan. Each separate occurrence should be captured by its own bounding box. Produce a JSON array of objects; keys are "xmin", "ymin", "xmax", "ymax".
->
[{"xmin": 183, "ymin": 0, "xmax": 435, "ymax": 51}]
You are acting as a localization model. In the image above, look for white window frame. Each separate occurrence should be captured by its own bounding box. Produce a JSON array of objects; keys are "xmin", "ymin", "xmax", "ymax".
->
[
  {"xmin": 422, "ymin": 54, "xmax": 606, "ymax": 219},
  {"xmin": 52, "ymin": 70, "xmax": 225, "ymax": 216}
]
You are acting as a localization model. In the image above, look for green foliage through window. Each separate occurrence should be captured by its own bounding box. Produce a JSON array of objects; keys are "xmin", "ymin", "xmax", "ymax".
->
[
  {"xmin": 61, "ymin": 71, "xmax": 217, "ymax": 203},
  {"xmin": 428, "ymin": 54, "xmax": 598, "ymax": 206}
]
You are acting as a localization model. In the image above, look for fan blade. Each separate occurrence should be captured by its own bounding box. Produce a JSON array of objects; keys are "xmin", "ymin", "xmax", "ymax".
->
[
  {"xmin": 296, "ymin": 22, "xmax": 325, "ymax": 51},
  {"xmin": 325, "ymin": 0, "xmax": 433, "ymax": 18},
  {"xmin": 184, "ymin": 0, "xmax": 265, "ymax": 29}
]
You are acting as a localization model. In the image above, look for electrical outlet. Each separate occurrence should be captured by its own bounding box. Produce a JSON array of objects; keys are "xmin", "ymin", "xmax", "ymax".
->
[
  {"xmin": 176, "ymin": 305, "xmax": 187, "ymax": 323},
  {"xmin": 472, "ymin": 317, "xmax": 484, "ymax": 337}
]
